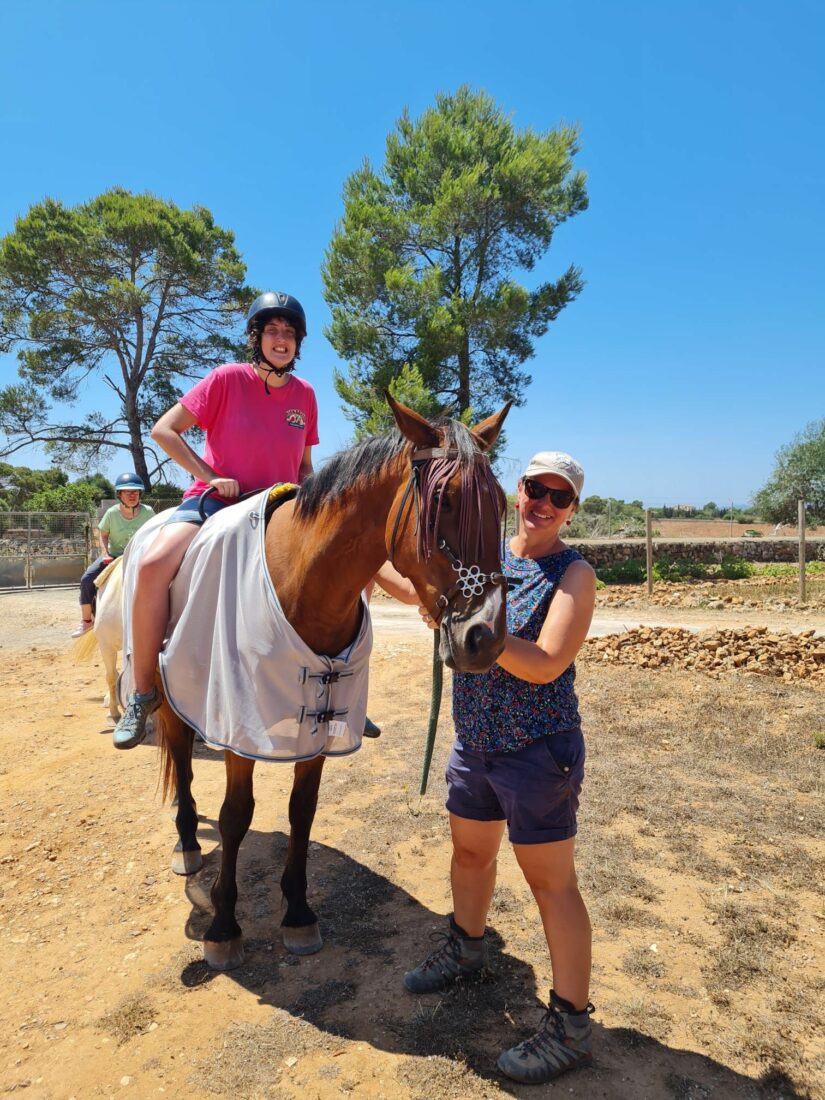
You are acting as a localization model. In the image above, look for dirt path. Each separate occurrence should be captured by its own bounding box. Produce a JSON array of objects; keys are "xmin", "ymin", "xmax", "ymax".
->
[{"xmin": 1, "ymin": 590, "xmax": 823, "ymax": 1099}]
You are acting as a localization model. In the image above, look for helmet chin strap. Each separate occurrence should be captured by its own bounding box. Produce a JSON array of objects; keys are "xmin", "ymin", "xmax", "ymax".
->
[{"xmin": 256, "ymin": 352, "xmax": 295, "ymax": 394}]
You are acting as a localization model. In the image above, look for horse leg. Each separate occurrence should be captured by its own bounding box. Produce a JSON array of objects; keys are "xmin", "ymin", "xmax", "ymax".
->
[
  {"xmin": 280, "ymin": 755, "xmax": 326, "ymax": 956},
  {"xmin": 164, "ymin": 710, "xmax": 202, "ymax": 876},
  {"xmin": 203, "ymin": 752, "xmax": 255, "ymax": 970},
  {"xmin": 101, "ymin": 640, "xmax": 121, "ymax": 721}
]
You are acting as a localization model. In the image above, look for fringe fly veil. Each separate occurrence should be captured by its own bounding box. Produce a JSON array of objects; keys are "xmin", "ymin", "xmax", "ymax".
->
[
  {"xmin": 415, "ymin": 420, "xmax": 505, "ymax": 564},
  {"xmin": 295, "ymin": 418, "xmax": 505, "ymax": 565}
]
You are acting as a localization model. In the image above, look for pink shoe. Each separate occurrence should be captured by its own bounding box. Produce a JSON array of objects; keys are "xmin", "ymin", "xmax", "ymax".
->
[{"xmin": 71, "ymin": 620, "xmax": 93, "ymax": 638}]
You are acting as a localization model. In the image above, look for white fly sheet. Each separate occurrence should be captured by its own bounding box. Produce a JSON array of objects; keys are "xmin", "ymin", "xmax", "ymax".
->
[{"xmin": 120, "ymin": 490, "xmax": 372, "ymax": 762}]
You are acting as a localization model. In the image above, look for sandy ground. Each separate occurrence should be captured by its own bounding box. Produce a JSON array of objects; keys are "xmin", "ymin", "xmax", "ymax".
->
[{"xmin": 1, "ymin": 589, "xmax": 823, "ymax": 1099}]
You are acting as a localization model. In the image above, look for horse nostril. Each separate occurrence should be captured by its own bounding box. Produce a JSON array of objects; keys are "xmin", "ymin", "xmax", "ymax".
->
[{"xmin": 467, "ymin": 623, "xmax": 491, "ymax": 654}]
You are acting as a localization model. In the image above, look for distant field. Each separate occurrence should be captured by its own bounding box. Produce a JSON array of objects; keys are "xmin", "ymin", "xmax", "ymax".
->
[{"xmin": 655, "ymin": 519, "xmax": 787, "ymax": 538}]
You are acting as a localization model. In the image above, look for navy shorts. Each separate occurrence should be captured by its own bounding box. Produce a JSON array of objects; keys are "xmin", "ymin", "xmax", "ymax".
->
[
  {"xmin": 445, "ymin": 727, "xmax": 585, "ymax": 845},
  {"xmin": 162, "ymin": 494, "xmax": 230, "ymax": 527}
]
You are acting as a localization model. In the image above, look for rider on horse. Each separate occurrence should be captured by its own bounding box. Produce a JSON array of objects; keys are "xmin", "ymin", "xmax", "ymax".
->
[
  {"xmin": 111, "ymin": 292, "xmax": 319, "ymax": 749},
  {"xmin": 71, "ymin": 472, "xmax": 153, "ymax": 637}
]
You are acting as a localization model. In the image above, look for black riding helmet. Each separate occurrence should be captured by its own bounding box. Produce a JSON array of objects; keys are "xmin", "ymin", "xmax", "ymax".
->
[
  {"xmin": 246, "ymin": 292, "xmax": 307, "ymax": 340},
  {"xmin": 246, "ymin": 292, "xmax": 307, "ymax": 388}
]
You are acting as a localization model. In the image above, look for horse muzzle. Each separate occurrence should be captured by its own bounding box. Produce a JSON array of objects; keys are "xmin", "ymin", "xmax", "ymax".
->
[{"xmin": 439, "ymin": 588, "xmax": 506, "ymax": 673}]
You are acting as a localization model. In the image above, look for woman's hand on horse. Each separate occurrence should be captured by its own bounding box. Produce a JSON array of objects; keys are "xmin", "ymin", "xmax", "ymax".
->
[
  {"xmin": 209, "ymin": 477, "xmax": 240, "ymax": 499},
  {"xmin": 418, "ymin": 605, "xmax": 437, "ymax": 630}
]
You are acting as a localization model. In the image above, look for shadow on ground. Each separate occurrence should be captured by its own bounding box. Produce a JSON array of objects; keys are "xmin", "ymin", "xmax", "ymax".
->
[{"xmin": 161, "ymin": 825, "xmax": 802, "ymax": 1100}]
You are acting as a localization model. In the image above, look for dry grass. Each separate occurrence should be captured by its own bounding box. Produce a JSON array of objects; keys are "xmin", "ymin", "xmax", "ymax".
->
[
  {"xmin": 575, "ymin": 663, "xmax": 824, "ymax": 1095},
  {"xmin": 97, "ymin": 992, "xmax": 156, "ymax": 1045}
]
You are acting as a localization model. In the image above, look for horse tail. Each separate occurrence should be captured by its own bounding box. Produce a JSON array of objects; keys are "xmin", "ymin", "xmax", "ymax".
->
[
  {"xmin": 73, "ymin": 630, "xmax": 101, "ymax": 663},
  {"xmin": 154, "ymin": 697, "xmax": 183, "ymax": 806}
]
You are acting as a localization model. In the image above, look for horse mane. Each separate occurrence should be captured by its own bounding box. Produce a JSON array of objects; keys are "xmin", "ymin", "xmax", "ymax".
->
[
  {"xmin": 295, "ymin": 430, "xmax": 407, "ymax": 519},
  {"xmin": 295, "ymin": 417, "xmax": 503, "ymax": 563}
]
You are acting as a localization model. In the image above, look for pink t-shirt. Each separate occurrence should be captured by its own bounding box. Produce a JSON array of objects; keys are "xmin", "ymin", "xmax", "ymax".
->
[{"xmin": 179, "ymin": 363, "xmax": 319, "ymax": 499}]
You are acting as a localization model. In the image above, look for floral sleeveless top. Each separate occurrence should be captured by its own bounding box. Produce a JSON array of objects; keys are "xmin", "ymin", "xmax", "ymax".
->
[{"xmin": 452, "ymin": 544, "xmax": 584, "ymax": 754}]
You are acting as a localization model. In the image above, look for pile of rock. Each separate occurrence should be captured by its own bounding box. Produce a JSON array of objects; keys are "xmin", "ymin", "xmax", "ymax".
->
[
  {"xmin": 596, "ymin": 578, "xmax": 824, "ymax": 612},
  {"xmin": 581, "ymin": 626, "xmax": 825, "ymax": 683}
]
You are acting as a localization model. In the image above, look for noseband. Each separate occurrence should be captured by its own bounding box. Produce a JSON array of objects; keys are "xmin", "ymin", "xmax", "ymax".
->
[{"xmin": 388, "ymin": 445, "xmax": 508, "ymax": 624}]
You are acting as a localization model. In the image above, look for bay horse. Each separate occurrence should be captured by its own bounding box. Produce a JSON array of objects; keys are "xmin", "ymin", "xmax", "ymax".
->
[{"xmin": 154, "ymin": 396, "xmax": 510, "ymax": 969}]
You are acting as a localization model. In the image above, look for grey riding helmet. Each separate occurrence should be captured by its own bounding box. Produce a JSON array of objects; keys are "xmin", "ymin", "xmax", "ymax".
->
[{"xmin": 114, "ymin": 472, "xmax": 145, "ymax": 493}]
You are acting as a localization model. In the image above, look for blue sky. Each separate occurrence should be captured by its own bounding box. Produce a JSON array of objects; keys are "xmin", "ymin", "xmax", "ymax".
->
[{"xmin": 1, "ymin": 0, "xmax": 823, "ymax": 506}]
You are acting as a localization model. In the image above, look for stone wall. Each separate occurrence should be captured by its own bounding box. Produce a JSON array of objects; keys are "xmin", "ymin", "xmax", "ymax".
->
[{"xmin": 567, "ymin": 538, "xmax": 825, "ymax": 569}]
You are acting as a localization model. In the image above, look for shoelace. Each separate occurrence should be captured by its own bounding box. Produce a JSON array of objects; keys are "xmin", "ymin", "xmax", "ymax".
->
[
  {"xmin": 419, "ymin": 930, "xmax": 461, "ymax": 971},
  {"xmin": 520, "ymin": 1001, "xmax": 595, "ymax": 1057},
  {"xmin": 520, "ymin": 1006, "xmax": 567, "ymax": 1056}
]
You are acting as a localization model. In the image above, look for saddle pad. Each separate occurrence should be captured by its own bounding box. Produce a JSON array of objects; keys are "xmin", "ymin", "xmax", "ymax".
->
[
  {"xmin": 120, "ymin": 489, "xmax": 372, "ymax": 762},
  {"xmin": 94, "ymin": 556, "xmax": 122, "ymax": 589}
]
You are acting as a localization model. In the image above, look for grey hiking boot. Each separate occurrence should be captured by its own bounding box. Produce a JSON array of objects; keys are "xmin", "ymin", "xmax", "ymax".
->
[
  {"xmin": 497, "ymin": 990, "xmax": 594, "ymax": 1084},
  {"xmin": 403, "ymin": 915, "xmax": 487, "ymax": 993},
  {"xmin": 112, "ymin": 687, "xmax": 161, "ymax": 750}
]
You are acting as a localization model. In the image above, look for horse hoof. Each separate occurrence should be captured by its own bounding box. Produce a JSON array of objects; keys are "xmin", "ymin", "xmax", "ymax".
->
[
  {"xmin": 171, "ymin": 847, "xmax": 202, "ymax": 875},
  {"xmin": 282, "ymin": 923, "xmax": 323, "ymax": 955},
  {"xmin": 204, "ymin": 937, "xmax": 244, "ymax": 970}
]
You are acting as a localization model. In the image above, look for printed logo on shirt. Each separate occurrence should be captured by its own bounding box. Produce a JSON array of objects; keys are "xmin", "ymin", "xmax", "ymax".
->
[{"xmin": 285, "ymin": 409, "xmax": 306, "ymax": 429}]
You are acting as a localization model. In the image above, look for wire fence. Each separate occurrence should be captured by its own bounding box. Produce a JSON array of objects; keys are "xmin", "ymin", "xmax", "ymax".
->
[{"xmin": 0, "ymin": 511, "xmax": 92, "ymax": 589}]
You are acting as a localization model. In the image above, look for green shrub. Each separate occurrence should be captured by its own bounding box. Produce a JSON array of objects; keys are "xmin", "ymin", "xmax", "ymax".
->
[
  {"xmin": 718, "ymin": 555, "xmax": 755, "ymax": 579},
  {"xmin": 758, "ymin": 563, "xmax": 794, "ymax": 576},
  {"xmin": 652, "ymin": 556, "xmax": 709, "ymax": 582},
  {"xmin": 756, "ymin": 561, "xmax": 825, "ymax": 577},
  {"xmin": 596, "ymin": 559, "xmax": 646, "ymax": 585},
  {"xmin": 595, "ymin": 578, "xmax": 606, "ymax": 590},
  {"xmin": 813, "ymin": 731, "xmax": 825, "ymax": 750}
]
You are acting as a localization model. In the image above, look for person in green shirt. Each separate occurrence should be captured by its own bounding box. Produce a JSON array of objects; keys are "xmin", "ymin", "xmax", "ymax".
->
[{"xmin": 71, "ymin": 473, "xmax": 154, "ymax": 637}]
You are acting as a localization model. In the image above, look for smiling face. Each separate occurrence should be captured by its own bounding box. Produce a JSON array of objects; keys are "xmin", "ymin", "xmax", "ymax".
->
[
  {"xmin": 259, "ymin": 317, "xmax": 297, "ymax": 370},
  {"xmin": 517, "ymin": 472, "xmax": 578, "ymax": 537}
]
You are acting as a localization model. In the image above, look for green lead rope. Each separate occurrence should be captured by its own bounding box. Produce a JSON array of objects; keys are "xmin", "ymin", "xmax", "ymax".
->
[{"xmin": 419, "ymin": 627, "xmax": 443, "ymax": 796}]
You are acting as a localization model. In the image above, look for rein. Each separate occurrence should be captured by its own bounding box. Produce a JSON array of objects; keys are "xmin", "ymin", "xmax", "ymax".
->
[
  {"xmin": 387, "ymin": 443, "xmax": 507, "ymax": 798},
  {"xmin": 388, "ymin": 445, "xmax": 508, "ymax": 625}
]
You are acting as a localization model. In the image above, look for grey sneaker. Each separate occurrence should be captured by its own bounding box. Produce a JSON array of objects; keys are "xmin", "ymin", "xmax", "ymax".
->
[
  {"xmin": 497, "ymin": 991, "xmax": 594, "ymax": 1084},
  {"xmin": 112, "ymin": 687, "xmax": 161, "ymax": 750},
  {"xmin": 403, "ymin": 916, "xmax": 486, "ymax": 993}
]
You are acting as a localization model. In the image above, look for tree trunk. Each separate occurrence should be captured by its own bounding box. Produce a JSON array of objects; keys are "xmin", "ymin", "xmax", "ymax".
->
[
  {"xmin": 124, "ymin": 390, "xmax": 150, "ymax": 488},
  {"xmin": 457, "ymin": 328, "xmax": 471, "ymax": 415}
]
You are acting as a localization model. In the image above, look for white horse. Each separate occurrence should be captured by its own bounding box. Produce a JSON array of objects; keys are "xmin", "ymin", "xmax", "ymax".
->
[{"xmin": 73, "ymin": 557, "xmax": 124, "ymax": 722}]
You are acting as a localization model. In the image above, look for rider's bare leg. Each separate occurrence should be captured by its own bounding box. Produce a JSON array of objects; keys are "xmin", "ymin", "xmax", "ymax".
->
[{"xmin": 131, "ymin": 523, "xmax": 200, "ymax": 695}]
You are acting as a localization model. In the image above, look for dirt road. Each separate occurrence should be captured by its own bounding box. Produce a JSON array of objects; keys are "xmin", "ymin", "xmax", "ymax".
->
[{"xmin": 1, "ymin": 588, "xmax": 823, "ymax": 1099}]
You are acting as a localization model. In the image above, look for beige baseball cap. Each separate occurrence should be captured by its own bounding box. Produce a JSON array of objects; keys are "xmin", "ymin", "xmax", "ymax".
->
[{"xmin": 523, "ymin": 451, "xmax": 584, "ymax": 499}]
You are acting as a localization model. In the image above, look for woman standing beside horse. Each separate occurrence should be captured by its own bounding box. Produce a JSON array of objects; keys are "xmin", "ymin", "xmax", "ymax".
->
[
  {"xmin": 378, "ymin": 450, "xmax": 597, "ymax": 1086},
  {"xmin": 112, "ymin": 292, "xmax": 318, "ymax": 749}
]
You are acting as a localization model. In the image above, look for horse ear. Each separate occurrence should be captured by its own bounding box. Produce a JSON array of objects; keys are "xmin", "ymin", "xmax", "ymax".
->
[
  {"xmin": 471, "ymin": 401, "xmax": 512, "ymax": 452},
  {"xmin": 386, "ymin": 392, "xmax": 440, "ymax": 448}
]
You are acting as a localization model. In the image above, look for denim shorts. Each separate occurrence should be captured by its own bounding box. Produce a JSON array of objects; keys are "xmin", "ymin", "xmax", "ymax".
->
[
  {"xmin": 445, "ymin": 727, "xmax": 585, "ymax": 844},
  {"xmin": 162, "ymin": 494, "xmax": 230, "ymax": 527}
]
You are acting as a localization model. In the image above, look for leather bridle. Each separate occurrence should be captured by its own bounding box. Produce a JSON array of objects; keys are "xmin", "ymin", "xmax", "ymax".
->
[{"xmin": 388, "ymin": 445, "xmax": 508, "ymax": 625}]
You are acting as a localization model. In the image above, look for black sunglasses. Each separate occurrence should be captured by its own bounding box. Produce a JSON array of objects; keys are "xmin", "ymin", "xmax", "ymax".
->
[{"xmin": 521, "ymin": 478, "xmax": 577, "ymax": 508}]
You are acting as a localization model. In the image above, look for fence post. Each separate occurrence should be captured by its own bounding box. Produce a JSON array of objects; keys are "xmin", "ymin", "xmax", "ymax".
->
[
  {"xmin": 645, "ymin": 509, "xmax": 654, "ymax": 595},
  {"xmin": 798, "ymin": 499, "xmax": 806, "ymax": 603},
  {"xmin": 26, "ymin": 512, "xmax": 32, "ymax": 589}
]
